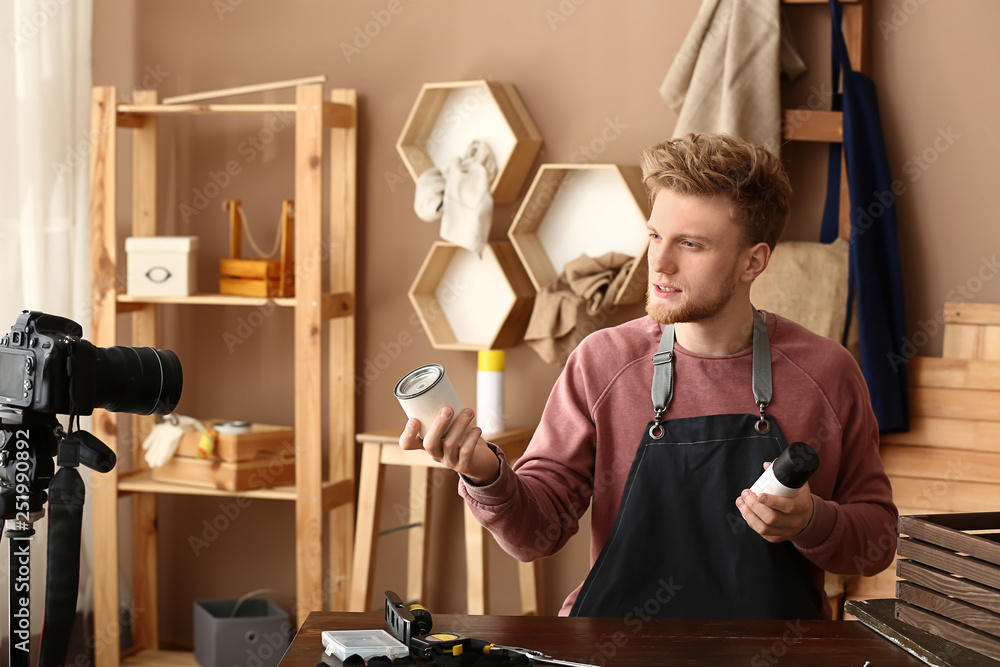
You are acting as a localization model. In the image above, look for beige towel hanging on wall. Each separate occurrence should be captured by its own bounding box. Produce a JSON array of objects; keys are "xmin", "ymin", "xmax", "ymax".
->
[{"xmin": 660, "ymin": 0, "xmax": 807, "ymax": 155}]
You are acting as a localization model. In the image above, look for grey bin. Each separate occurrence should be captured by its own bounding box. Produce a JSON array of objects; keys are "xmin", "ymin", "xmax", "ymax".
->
[{"xmin": 194, "ymin": 599, "xmax": 291, "ymax": 667}]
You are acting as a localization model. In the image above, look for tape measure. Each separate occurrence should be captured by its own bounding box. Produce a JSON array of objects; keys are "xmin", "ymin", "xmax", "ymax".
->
[{"xmin": 410, "ymin": 632, "xmax": 471, "ymax": 658}]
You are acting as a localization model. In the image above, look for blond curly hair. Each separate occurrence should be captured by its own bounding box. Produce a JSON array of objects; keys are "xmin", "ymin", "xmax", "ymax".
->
[{"xmin": 640, "ymin": 134, "xmax": 792, "ymax": 250}]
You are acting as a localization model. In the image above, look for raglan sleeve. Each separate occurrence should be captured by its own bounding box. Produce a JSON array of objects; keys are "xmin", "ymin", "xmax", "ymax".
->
[
  {"xmin": 458, "ymin": 343, "xmax": 601, "ymax": 562},
  {"xmin": 791, "ymin": 357, "xmax": 899, "ymax": 577}
]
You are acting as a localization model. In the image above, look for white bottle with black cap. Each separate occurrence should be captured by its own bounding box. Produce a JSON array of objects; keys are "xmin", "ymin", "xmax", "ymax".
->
[{"xmin": 750, "ymin": 441, "xmax": 820, "ymax": 498}]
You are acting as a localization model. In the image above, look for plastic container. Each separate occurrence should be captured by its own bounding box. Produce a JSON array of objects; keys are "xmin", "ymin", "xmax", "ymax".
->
[{"xmin": 321, "ymin": 629, "xmax": 410, "ymax": 661}]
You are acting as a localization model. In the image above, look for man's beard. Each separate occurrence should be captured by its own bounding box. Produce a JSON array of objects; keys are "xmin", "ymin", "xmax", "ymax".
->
[{"xmin": 645, "ymin": 273, "xmax": 738, "ymax": 325}]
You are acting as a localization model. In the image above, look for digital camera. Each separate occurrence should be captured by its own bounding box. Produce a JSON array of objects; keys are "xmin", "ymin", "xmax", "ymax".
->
[{"xmin": 0, "ymin": 310, "xmax": 182, "ymax": 416}]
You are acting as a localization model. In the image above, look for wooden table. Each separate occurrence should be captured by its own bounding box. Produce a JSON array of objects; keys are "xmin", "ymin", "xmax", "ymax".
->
[{"xmin": 280, "ymin": 611, "xmax": 927, "ymax": 666}]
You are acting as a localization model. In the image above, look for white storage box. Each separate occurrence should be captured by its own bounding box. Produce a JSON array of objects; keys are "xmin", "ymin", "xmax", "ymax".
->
[{"xmin": 126, "ymin": 236, "xmax": 198, "ymax": 297}]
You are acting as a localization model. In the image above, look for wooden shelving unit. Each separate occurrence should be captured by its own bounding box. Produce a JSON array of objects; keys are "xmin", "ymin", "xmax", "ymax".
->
[{"xmin": 89, "ymin": 84, "xmax": 357, "ymax": 667}]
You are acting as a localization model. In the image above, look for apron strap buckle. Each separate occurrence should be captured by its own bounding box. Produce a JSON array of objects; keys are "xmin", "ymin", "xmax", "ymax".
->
[
  {"xmin": 755, "ymin": 402, "xmax": 770, "ymax": 434},
  {"xmin": 652, "ymin": 350, "xmax": 673, "ymax": 365},
  {"xmin": 649, "ymin": 410, "xmax": 666, "ymax": 440}
]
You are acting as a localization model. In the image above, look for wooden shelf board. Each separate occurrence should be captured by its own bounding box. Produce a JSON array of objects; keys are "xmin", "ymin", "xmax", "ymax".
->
[
  {"xmin": 121, "ymin": 649, "xmax": 197, "ymax": 666},
  {"xmin": 116, "ymin": 469, "xmax": 350, "ymax": 506},
  {"xmin": 119, "ymin": 103, "xmax": 296, "ymax": 115},
  {"xmin": 117, "ymin": 293, "xmax": 296, "ymax": 307},
  {"xmin": 117, "ymin": 291, "xmax": 353, "ymax": 317},
  {"xmin": 117, "ymin": 101, "xmax": 354, "ymax": 128},
  {"xmin": 117, "ymin": 469, "xmax": 297, "ymax": 500}
]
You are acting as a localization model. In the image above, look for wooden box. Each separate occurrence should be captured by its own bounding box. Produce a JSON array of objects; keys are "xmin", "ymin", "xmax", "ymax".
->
[
  {"xmin": 508, "ymin": 164, "xmax": 651, "ymax": 305},
  {"xmin": 408, "ymin": 241, "xmax": 535, "ymax": 350},
  {"xmin": 219, "ymin": 258, "xmax": 294, "ymax": 298},
  {"xmin": 895, "ymin": 512, "xmax": 1000, "ymax": 662},
  {"xmin": 218, "ymin": 199, "xmax": 294, "ymax": 297},
  {"xmin": 152, "ymin": 420, "xmax": 295, "ymax": 491}
]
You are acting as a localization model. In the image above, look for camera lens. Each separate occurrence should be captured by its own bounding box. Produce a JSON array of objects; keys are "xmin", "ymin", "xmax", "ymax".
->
[{"xmin": 95, "ymin": 347, "xmax": 183, "ymax": 415}]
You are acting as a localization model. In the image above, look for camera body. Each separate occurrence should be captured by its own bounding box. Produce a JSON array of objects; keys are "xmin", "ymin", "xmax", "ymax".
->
[
  {"xmin": 0, "ymin": 310, "xmax": 182, "ymax": 417},
  {"xmin": 0, "ymin": 311, "xmax": 96, "ymax": 414}
]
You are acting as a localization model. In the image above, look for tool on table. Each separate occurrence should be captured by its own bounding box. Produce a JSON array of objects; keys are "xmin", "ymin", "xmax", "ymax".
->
[{"xmin": 384, "ymin": 590, "xmax": 600, "ymax": 666}]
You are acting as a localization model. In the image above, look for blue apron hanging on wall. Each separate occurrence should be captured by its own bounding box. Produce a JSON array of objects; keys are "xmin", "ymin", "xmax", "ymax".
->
[{"xmin": 820, "ymin": 0, "xmax": 909, "ymax": 433}]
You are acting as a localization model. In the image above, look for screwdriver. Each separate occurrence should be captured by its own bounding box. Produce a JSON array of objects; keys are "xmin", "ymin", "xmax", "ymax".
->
[{"xmin": 468, "ymin": 640, "xmax": 601, "ymax": 667}]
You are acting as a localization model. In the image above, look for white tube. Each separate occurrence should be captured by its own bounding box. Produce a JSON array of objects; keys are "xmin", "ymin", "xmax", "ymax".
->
[
  {"xmin": 749, "ymin": 466, "xmax": 798, "ymax": 498},
  {"xmin": 476, "ymin": 350, "xmax": 505, "ymax": 438}
]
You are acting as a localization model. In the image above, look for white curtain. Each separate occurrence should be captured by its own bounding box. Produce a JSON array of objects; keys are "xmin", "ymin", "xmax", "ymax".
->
[{"xmin": 0, "ymin": 0, "xmax": 95, "ymax": 639}]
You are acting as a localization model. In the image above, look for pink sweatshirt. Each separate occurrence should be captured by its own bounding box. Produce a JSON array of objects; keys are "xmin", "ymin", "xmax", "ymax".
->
[{"xmin": 459, "ymin": 312, "xmax": 898, "ymax": 617}]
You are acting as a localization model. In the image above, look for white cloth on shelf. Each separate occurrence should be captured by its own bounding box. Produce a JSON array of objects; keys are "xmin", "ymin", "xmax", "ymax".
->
[
  {"xmin": 141, "ymin": 414, "xmax": 205, "ymax": 468},
  {"xmin": 412, "ymin": 140, "xmax": 497, "ymax": 255}
]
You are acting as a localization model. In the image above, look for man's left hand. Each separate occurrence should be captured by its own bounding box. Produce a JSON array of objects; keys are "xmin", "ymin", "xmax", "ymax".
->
[{"xmin": 736, "ymin": 463, "xmax": 815, "ymax": 543}]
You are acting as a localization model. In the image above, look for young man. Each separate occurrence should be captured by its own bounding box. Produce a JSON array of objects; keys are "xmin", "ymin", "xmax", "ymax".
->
[{"xmin": 399, "ymin": 134, "xmax": 898, "ymax": 620}]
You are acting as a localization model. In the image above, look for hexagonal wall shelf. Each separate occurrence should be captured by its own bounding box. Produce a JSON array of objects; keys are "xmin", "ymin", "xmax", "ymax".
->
[
  {"xmin": 508, "ymin": 164, "xmax": 652, "ymax": 305},
  {"xmin": 397, "ymin": 80, "xmax": 543, "ymax": 203},
  {"xmin": 409, "ymin": 241, "xmax": 535, "ymax": 350}
]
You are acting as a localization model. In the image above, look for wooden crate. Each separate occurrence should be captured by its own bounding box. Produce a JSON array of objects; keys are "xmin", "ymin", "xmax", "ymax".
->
[
  {"xmin": 895, "ymin": 513, "xmax": 1000, "ymax": 662},
  {"xmin": 943, "ymin": 302, "xmax": 1000, "ymax": 360},
  {"xmin": 152, "ymin": 420, "xmax": 295, "ymax": 491},
  {"xmin": 849, "ymin": 353, "xmax": 1000, "ymax": 605},
  {"xmin": 176, "ymin": 419, "xmax": 294, "ymax": 462},
  {"xmin": 152, "ymin": 453, "xmax": 295, "ymax": 491}
]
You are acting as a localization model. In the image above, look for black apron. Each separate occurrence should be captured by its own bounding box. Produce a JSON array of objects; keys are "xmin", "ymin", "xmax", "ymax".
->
[{"xmin": 570, "ymin": 311, "xmax": 821, "ymax": 619}]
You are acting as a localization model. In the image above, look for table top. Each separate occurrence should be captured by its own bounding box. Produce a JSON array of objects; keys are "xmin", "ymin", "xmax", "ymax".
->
[{"xmin": 281, "ymin": 611, "xmax": 926, "ymax": 667}]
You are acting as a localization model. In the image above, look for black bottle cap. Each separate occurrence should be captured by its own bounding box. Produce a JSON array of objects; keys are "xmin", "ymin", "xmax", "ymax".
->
[{"xmin": 771, "ymin": 441, "xmax": 820, "ymax": 489}]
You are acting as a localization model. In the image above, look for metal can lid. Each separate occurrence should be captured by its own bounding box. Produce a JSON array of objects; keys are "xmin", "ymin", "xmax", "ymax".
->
[{"xmin": 394, "ymin": 364, "xmax": 444, "ymax": 399}]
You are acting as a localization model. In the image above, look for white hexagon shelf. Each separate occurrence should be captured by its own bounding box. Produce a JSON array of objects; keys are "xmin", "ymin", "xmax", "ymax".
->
[
  {"xmin": 409, "ymin": 241, "xmax": 535, "ymax": 350},
  {"xmin": 508, "ymin": 164, "xmax": 652, "ymax": 305},
  {"xmin": 397, "ymin": 80, "xmax": 543, "ymax": 203}
]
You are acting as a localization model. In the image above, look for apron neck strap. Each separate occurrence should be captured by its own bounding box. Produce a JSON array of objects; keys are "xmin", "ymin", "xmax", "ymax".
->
[{"xmin": 651, "ymin": 309, "xmax": 773, "ymax": 431}]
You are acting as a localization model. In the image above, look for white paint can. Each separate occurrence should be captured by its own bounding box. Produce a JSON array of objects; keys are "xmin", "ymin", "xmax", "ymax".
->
[{"xmin": 394, "ymin": 364, "xmax": 465, "ymax": 438}]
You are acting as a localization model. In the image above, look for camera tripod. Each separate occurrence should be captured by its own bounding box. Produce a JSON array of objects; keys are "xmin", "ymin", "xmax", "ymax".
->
[{"xmin": 0, "ymin": 409, "xmax": 116, "ymax": 667}]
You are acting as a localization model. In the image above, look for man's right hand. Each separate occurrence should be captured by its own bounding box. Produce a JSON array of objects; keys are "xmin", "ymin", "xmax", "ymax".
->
[{"xmin": 398, "ymin": 406, "xmax": 501, "ymax": 486}]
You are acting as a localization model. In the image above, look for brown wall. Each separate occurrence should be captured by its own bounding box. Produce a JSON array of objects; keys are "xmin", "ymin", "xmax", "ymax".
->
[{"xmin": 91, "ymin": 0, "xmax": 1000, "ymax": 645}]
